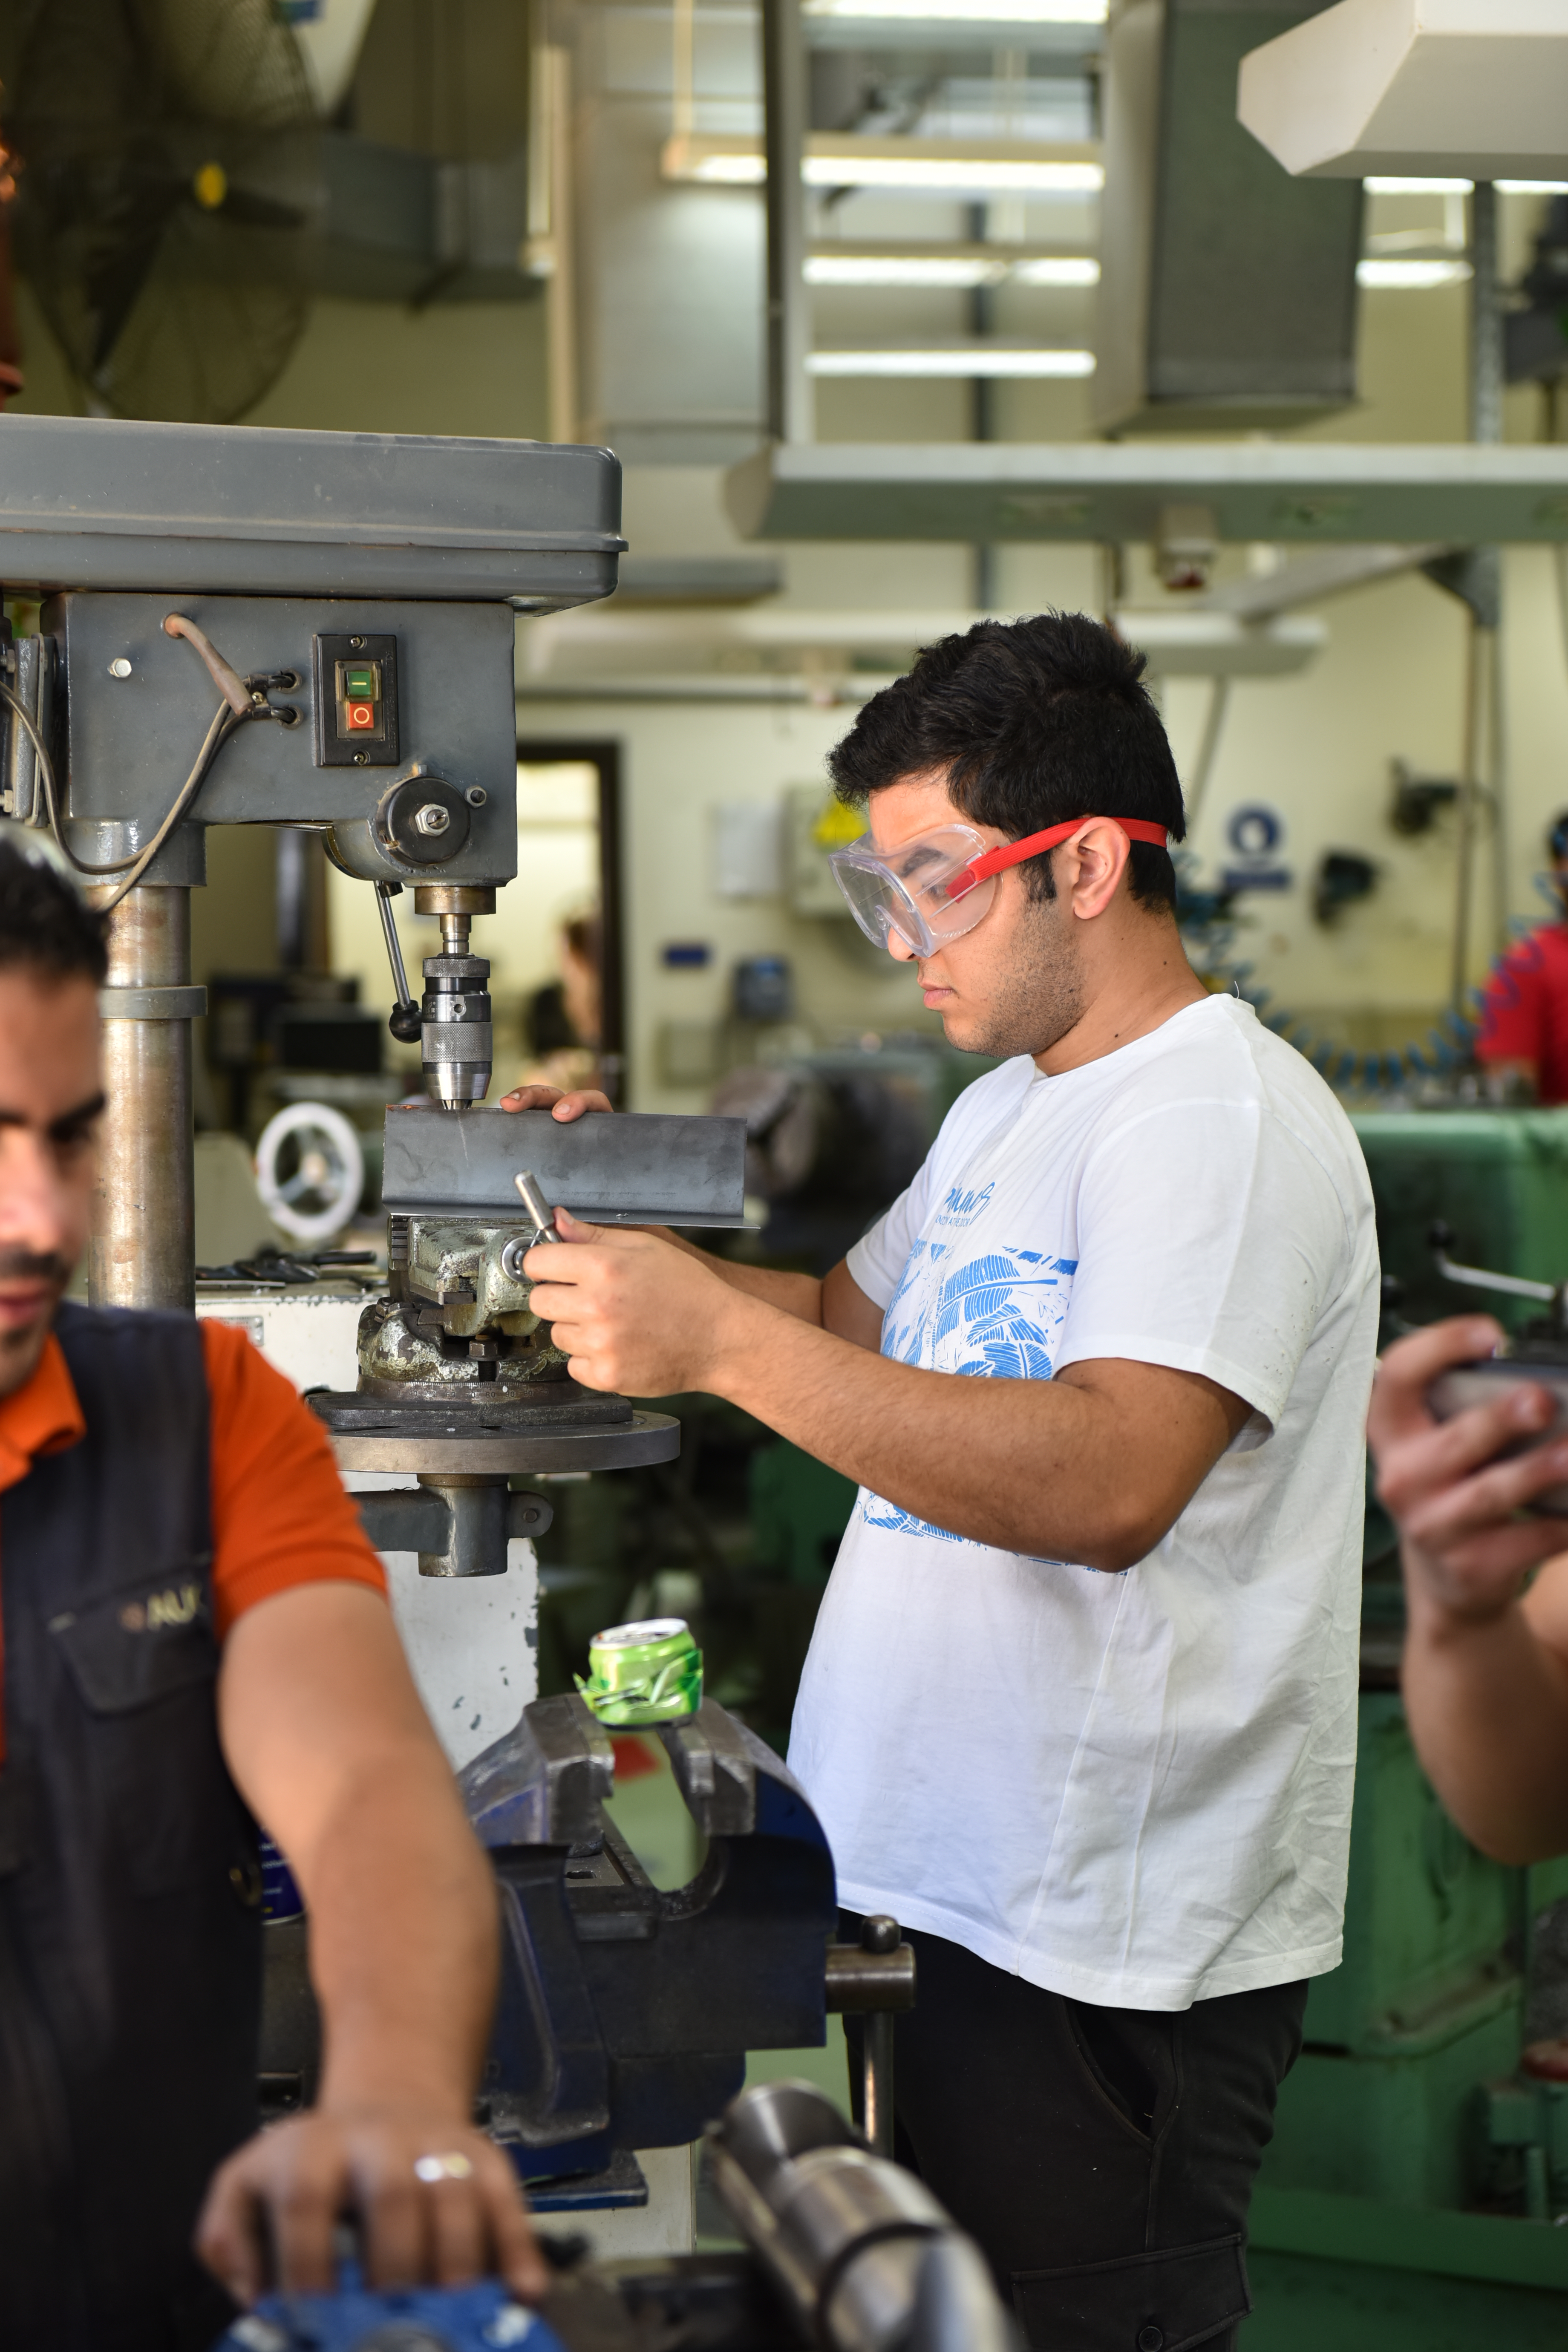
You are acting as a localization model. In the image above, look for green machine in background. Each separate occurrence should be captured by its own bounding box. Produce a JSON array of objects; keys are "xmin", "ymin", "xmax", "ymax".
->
[{"xmin": 1246, "ymin": 1108, "xmax": 1568, "ymax": 2348}]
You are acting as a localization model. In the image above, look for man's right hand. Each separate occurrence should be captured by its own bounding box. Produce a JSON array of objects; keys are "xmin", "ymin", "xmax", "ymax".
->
[
  {"xmin": 1369, "ymin": 1315, "xmax": 1568, "ymax": 1628},
  {"xmin": 497, "ymin": 1084, "xmax": 612, "ymax": 1121},
  {"xmin": 1368, "ymin": 1316, "xmax": 1568, "ymax": 1863}
]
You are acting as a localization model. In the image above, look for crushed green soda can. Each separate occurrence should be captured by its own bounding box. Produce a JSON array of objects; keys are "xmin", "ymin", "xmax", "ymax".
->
[{"xmin": 575, "ymin": 1617, "xmax": 703, "ymax": 1727}]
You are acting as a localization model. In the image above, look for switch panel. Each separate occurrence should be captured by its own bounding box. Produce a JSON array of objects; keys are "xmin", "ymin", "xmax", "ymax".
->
[{"xmin": 313, "ymin": 632, "xmax": 400, "ymax": 767}]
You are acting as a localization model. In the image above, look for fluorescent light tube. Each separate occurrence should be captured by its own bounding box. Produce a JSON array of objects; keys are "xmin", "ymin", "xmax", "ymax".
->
[
  {"xmin": 1363, "ymin": 176, "xmax": 1473, "ymax": 196},
  {"xmin": 803, "ymin": 155, "xmax": 1102, "ymax": 190},
  {"xmin": 1497, "ymin": 181, "xmax": 1568, "ymax": 196},
  {"xmin": 806, "ymin": 254, "xmax": 1000, "ymax": 284},
  {"xmin": 688, "ymin": 152, "xmax": 767, "ymax": 183},
  {"xmin": 1356, "ymin": 257, "xmax": 1471, "ymax": 288},
  {"xmin": 803, "ymin": 0, "xmax": 1105, "ymax": 17},
  {"xmin": 808, "ymin": 347, "xmax": 1095, "ymax": 375},
  {"xmin": 1013, "ymin": 255, "xmax": 1100, "ymax": 284},
  {"xmin": 805, "ymin": 253, "xmax": 1099, "ymax": 285},
  {"xmin": 663, "ymin": 133, "xmax": 1103, "ymax": 193}
]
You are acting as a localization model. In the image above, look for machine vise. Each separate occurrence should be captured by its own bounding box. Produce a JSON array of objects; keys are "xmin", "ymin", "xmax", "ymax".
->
[{"xmin": 462, "ymin": 1695, "xmax": 839, "ymax": 2183}]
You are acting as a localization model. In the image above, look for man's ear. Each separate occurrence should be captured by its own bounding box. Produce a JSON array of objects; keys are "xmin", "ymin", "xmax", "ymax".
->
[{"xmin": 1064, "ymin": 820, "xmax": 1132, "ymax": 921}]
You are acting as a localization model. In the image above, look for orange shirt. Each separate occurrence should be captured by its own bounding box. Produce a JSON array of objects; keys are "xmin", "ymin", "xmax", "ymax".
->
[{"xmin": 0, "ymin": 1317, "xmax": 387, "ymax": 1755}]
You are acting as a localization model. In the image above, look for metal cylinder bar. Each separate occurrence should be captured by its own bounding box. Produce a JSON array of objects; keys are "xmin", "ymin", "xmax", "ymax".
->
[
  {"xmin": 863, "ymin": 2012, "xmax": 895, "ymax": 2159},
  {"xmin": 761, "ymin": 0, "xmax": 813, "ymax": 445},
  {"xmin": 843, "ymin": 1913, "xmax": 906, "ymax": 2160},
  {"xmin": 89, "ymin": 884, "xmax": 195, "ymax": 1310},
  {"xmin": 1470, "ymin": 182, "xmax": 1502, "ymax": 449},
  {"xmin": 1468, "ymin": 181, "xmax": 1510, "ymax": 959}
]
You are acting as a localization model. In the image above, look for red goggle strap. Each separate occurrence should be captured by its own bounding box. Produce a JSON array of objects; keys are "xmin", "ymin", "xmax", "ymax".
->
[{"xmin": 952, "ymin": 817, "xmax": 1170, "ymax": 898}]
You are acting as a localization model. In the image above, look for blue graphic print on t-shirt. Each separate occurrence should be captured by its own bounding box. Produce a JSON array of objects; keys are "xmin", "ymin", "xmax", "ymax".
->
[{"xmin": 862, "ymin": 1211, "xmax": 1077, "ymax": 1543}]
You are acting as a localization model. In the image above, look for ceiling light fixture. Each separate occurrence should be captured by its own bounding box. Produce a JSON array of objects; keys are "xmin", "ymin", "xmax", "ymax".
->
[
  {"xmin": 1356, "ymin": 257, "xmax": 1471, "ymax": 288},
  {"xmin": 804, "ymin": 153, "xmax": 1102, "ymax": 190},
  {"xmin": 802, "ymin": 0, "xmax": 1106, "ymax": 17},
  {"xmin": 807, "ymin": 255, "xmax": 998, "ymax": 285},
  {"xmin": 662, "ymin": 132, "xmax": 1103, "ymax": 193},
  {"xmin": 1013, "ymin": 255, "xmax": 1100, "ymax": 284},
  {"xmin": 1496, "ymin": 181, "xmax": 1568, "ymax": 196},
  {"xmin": 808, "ymin": 346, "xmax": 1095, "ymax": 375},
  {"xmin": 805, "ymin": 252, "xmax": 1099, "ymax": 285},
  {"xmin": 1363, "ymin": 176, "xmax": 1474, "ymax": 196}
]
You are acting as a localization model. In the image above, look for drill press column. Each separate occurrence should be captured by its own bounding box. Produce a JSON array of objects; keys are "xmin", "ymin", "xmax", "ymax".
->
[{"xmin": 89, "ymin": 882, "xmax": 197, "ymax": 1311}]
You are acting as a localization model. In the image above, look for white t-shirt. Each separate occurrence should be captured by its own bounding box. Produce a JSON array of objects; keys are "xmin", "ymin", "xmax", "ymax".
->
[{"xmin": 787, "ymin": 994, "xmax": 1379, "ymax": 2010}]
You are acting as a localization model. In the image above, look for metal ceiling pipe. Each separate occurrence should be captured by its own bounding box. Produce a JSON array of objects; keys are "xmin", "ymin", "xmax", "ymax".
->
[
  {"xmin": 761, "ymin": 0, "xmax": 814, "ymax": 445},
  {"xmin": 89, "ymin": 885, "xmax": 196, "ymax": 1312}
]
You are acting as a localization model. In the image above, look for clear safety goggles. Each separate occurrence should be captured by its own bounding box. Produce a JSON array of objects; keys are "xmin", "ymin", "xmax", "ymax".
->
[{"xmin": 827, "ymin": 816, "xmax": 1170, "ymax": 957}]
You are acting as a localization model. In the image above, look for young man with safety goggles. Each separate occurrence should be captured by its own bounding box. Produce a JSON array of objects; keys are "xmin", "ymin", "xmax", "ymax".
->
[{"xmin": 503, "ymin": 611, "xmax": 1379, "ymax": 2352}]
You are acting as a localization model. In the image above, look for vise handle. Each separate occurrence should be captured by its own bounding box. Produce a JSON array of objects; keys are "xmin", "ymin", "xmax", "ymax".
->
[{"xmin": 824, "ymin": 1922, "xmax": 916, "ymax": 2015}]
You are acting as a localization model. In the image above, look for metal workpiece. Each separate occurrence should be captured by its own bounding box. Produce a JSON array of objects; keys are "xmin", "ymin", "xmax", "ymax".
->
[
  {"xmin": 708, "ymin": 2083, "xmax": 1012, "ymax": 2352},
  {"xmin": 0, "ymin": 415, "xmax": 624, "ymax": 608},
  {"xmin": 89, "ymin": 884, "xmax": 195, "ymax": 1311},
  {"xmin": 450, "ymin": 1693, "xmax": 839, "ymax": 2178},
  {"xmin": 381, "ymin": 1104, "xmax": 749, "ymax": 1227},
  {"xmin": 39, "ymin": 593, "xmax": 520, "ymax": 891},
  {"xmin": 352, "ymin": 1476, "xmax": 553, "ymax": 1577}
]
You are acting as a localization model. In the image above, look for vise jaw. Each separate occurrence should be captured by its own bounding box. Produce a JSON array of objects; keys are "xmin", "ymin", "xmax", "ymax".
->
[{"xmin": 458, "ymin": 1695, "xmax": 839, "ymax": 2185}]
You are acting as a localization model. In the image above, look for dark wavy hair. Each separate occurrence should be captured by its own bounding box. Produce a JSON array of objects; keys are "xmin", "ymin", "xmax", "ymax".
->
[
  {"xmin": 0, "ymin": 838, "xmax": 108, "ymax": 985},
  {"xmin": 827, "ymin": 611, "xmax": 1186, "ymax": 912}
]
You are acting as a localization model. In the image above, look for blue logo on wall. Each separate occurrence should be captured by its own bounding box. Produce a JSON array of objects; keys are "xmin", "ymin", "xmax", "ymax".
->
[{"xmin": 1222, "ymin": 804, "xmax": 1293, "ymax": 895}]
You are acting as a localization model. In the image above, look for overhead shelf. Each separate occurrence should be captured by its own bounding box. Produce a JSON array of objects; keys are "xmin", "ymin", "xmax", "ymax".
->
[{"xmin": 724, "ymin": 441, "xmax": 1568, "ymax": 545}]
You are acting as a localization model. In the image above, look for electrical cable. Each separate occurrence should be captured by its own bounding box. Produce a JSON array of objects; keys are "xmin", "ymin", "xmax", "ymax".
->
[
  {"xmin": 0, "ymin": 616, "xmax": 293, "ymax": 911},
  {"xmin": 77, "ymin": 703, "xmax": 245, "ymax": 911},
  {"xmin": 0, "ymin": 674, "xmax": 245, "ymax": 905}
]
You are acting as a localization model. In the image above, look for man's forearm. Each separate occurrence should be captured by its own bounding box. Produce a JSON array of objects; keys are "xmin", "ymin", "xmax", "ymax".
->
[
  {"xmin": 652, "ymin": 1226, "xmax": 823, "ymax": 1322},
  {"xmin": 1402, "ymin": 1588, "xmax": 1568, "ymax": 1862},
  {"xmin": 303, "ymin": 1758, "xmax": 497, "ymax": 2113},
  {"xmin": 705, "ymin": 1295, "xmax": 1228, "ymax": 1568}
]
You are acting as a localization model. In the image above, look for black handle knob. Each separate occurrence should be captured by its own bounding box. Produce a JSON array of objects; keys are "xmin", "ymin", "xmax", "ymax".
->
[{"xmin": 387, "ymin": 1002, "xmax": 422, "ymax": 1044}]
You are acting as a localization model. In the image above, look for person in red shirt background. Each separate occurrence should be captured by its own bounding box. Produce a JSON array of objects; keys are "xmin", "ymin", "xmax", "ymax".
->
[{"xmin": 1475, "ymin": 812, "xmax": 1568, "ymax": 1103}]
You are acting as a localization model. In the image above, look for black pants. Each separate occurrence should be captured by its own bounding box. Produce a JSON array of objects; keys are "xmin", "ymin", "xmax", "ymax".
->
[{"xmin": 841, "ymin": 1914, "xmax": 1306, "ymax": 2352}]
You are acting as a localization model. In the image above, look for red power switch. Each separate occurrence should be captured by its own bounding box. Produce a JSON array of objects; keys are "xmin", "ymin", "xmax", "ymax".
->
[{"xmin": 345, "ymin": 700, "xmax": 377, "ymax": 731}]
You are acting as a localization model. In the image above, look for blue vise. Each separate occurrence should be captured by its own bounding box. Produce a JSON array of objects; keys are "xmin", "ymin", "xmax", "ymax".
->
[{"xmin": 458, "ymin": 1695, "xmax": 838, "ymax": 2188}]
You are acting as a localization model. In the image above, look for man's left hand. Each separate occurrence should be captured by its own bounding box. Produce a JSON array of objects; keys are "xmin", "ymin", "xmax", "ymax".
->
[
  {"xmin": 196, "ymin": 2107, "xmax": 546, "ymax": 2307},
  {"xmin": 524, "ymin": 1211, "xmax": 739, "ymax": 1395}
]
